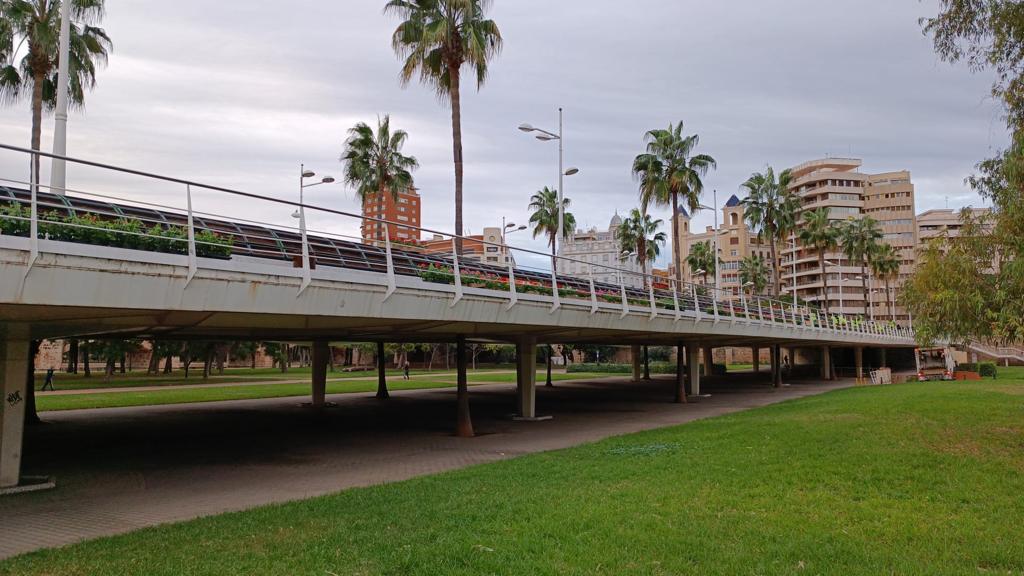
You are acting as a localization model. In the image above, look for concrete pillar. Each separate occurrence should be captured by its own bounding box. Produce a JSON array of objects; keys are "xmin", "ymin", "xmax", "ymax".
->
[
  {"xmin": 455, "ymin": 336, "xmax": 473, "ymax": 437},
  {"xmin": 855, "ymin": 346, "xmax": 864, "ymax": 379},
  {"xmin": 631, "ymin": 345, "xmax": 642, "ymax": 382},
  {"xmin": 820, "ymin": 346, "xmax": 832, "ymax": 381},
  {"xmin": 1, "ymin": 339, "xmax": 29, "ymax": 488},
  {"xmin": 879, "ymin": 348, "xmax": 887, "ymax": 369},
  {"xmin": 771, "ymin": 344, "xmax": 782, "ymax": 388},
  {"xmin": 642, "ymin": 345, "xmax": 651, "ymax": 380},
  {"xmin": 376, "ymin": 342, "xmax": 389, "ymax": 399},
  {"xmin": 687, "ymin": 344, "xmax": 701, "ymax": 397},
  {"xmin": 515, "ymin": 337, "xmax": 538, "ymax": 418},
  {"xmin": 674, "ymin": 343, "xmax": 687, "ymax": 404},
  {"xmin": 703, "ymin": 346, "xmax": 714, "ymax": 377},
  {"xmin": 752, "ymin": 346, "xmax": 760, "ymax": 373},
  {"xmin": 311, "ymin": 340, "xmax": 328, "ymax": 407}
]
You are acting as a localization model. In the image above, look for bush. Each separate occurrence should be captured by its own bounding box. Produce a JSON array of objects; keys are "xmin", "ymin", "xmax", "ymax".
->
[
  {"xmin": 959, "ymin": 362, "xmax": 997, "ymax": 378},
  {"xmin": 566, "ymin": 362, "xmax": 726, "ymax": 376}
]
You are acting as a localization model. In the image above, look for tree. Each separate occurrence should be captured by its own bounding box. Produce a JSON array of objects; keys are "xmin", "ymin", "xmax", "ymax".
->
[
  {"xmin": 869, "ymin": 242, "xmax": 901, "ymax": 322},
  {"xmin": 797, "ymin": 207, "xmax": 839, "ymax": 314},
  {"xmin": 685, "ymin": 240, "xmax": 715, "ymax": 287},
  {"xmin": 386, "ymin": 0, "xmax": 502, "ymax": 255},
  {"xmin": 837, "ymin": 217, "xmax": 882, "ymax": 318},
  {"xmin": 740, "ymin": 166, "xmax": 799, "ymax": 296},
  {"xmin": 632, "ymin": 121, "xmax": 716, "ymax": 289},
  {"xmin": 738, "ymin": 253, "xmax": 770, "ymax": 296},
  {"xmin": 615, "ymin": 208, "xmax": 666, "ymax": 289},
  {"xmin": 261, "ymin": 342, "xmax": 290, "ymax": 373},
  {"xmin": 340, "ymin": 115, "xmax": 419, "ymax": 242},
  {"xmin": 0, "ymin": 0, "xmax": 112, "ymax": 186},
  {"xmin": 528, "ymin": 185, "xmax": 576, "ymax": 260}
]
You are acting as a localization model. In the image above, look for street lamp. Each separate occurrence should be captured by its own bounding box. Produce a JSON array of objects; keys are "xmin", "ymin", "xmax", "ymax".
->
[
  {"xmin": 292, "ymin": 168, "xmax": 336, "ymax": 219},
  {"xmin": 292, "ymin": 165, "xmax": 337, "ymax": 289},
  {"xmin": 519, "ymin": 108, "xmax": 579, "ymax": 258}
]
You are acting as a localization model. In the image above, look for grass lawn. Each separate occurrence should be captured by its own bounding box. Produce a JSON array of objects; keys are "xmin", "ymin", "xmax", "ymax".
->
[
  {"xmin": 35, "ymin": 371, "xmax": 609, "ymax": 412},
  {"xmin": 7, "ymin": 369, "xmax": 1024, "ymax": 574}
]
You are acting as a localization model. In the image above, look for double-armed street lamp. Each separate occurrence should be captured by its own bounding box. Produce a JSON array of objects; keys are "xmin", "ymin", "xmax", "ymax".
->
[
  {"xmin": 519, "ymin": 108, "xmax": 580, "ymax": 257},
  {"xmin": 291, "ymin": 165, "xmax": 336, "ymax": 289}
]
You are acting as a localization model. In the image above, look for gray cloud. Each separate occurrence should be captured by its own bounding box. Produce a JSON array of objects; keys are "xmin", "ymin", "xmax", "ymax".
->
[{"xmin": 0, "ymin": 0, "xmax": 1006, "ymax": 269}]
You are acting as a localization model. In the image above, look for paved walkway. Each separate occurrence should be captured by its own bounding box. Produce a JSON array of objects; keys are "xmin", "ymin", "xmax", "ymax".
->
[{"xmin": 0, "ymin": 375, "xmax": 849, "ymax": 559}]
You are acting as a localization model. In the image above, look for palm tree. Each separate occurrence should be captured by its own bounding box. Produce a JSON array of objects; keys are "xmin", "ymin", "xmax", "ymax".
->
[
  {"xmin": 740, "ymin": 166, "xmax": 800, "ymax": 296},
  {"xmin": 685, "ymin": 240, "xmax": 715, "ymax": 287},
  {"xmin": 340, "ymin": 115, "xmax": 419, "ymax": 243},
  {"xmin": 616, "ymin": 208, "xmax": 665, "ymax": 289},
  {"xmin": 632, "ymin": 121, "xmax": 716, "ymax": 290},
  {"xmin": 0, "ymin": 0, "xmax": 112, "ymax": 186},
  {"xmin": 869, "ymin": 242, "xmax": 901, "ymax": 322},
  {"xmin": 386, "ymin": 0, "xmax": 502, "ymax": 255},
  {"xmin": 527, "ymin": 186, "xmax": 576, "ymax": 260},
  {"xmin": 798, "ymin": 207, "xmax": 839, "ymax": 314},
  {"xmin": 739, "ymin": 253, "xmax": 770, "ymax": 295},
  {"xmin": 838, "ymin": 216, "xmax": 883, "ymax": 318}
]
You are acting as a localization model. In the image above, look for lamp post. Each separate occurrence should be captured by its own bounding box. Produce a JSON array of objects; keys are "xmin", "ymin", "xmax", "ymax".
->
[
  {"xmin": 519, "ymin": 109, "xmax": 579, "ymax": 258},
  {"xmin": 501, "ymin": 217, "xmax": 526, "ymax": 265},
  {"xmin": 49, "ymin": 0, "xmax": 73, "ymax": 195},
  {"xmin": 698, "ymin": 189, "xmax": 721, "ymax": 295},
  {"xmin": 292, "ymin": 165, "xmax": 336, "ymax": 278}
]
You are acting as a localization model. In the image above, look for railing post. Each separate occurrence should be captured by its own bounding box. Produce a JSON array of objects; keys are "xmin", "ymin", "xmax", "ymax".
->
[
  {"xmin": 550, "ymin": 255, "xmax": 560, "ymax": 313},
  {"xmin": 729, "ymin": 297, "xmax": 737, "ymax": 324},
  {"xmin": 506, "ymin": 254, "xmax": 518, "ymax": 310},
  {"xmin": 297, "ymin": 198, "xmax": 311, "ymax": 295},
  {"xmin": 450, "ymin": 237, "xmax": 463, "ymax": 307},
  {"xmin": 757, "ymin": 297, "xmax": 764, "ymax": 323},
  {"xmin": 712, "ymin": 287, "xmax": 720, "ymax": 323},
  {"xmin": 383, "ymin": 223, "xmax": 396, "ymax": 301},
  {"xmin": 692, "ymin": 284, "xmax": 701, "ymax": 324},
  {"xmin": 648, "ymin": 281, "xmax": 657, "ymax": 320},
  {"xmin": 742, "ymin": 293, "xmax": 750, "ymax": 324},
  {"xmin": 587, "ymin": 265, "xmax": 597, "ymax": 314},
  {"xmin": 619, "ymin": 271, "xmax": 629, "ymax": 319},
  {"xmin": 672, "ymin": 280, "xmax": 681, "ymax": 322},
  {"xmin": 185, "ymin": 184, "xmax": 197, "ymax": 286}
]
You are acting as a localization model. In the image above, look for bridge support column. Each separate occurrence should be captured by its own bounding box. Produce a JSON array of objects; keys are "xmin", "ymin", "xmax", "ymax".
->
[
  {"xmin": 1, "ymin": 339, "xmax": 29, "ymax": 489},
  {"xmin": 687, "ymin": 344, "xmax": 701, "ymax": 397},
  {"xmin": 674, "ymin": 343, "xmax": 687, "ymax": 404},
  {"xmin": 752, "ymin": 346, "xmax": 760, "ymax": 373},
  {"xmin": 455, "ymin": 336, "xmax": 474, "ymax": 438},
  {"xmin": 311, "ymin": 340, "xmax": 328, "ymax": 407},
  {"xmin": 515, "ymin": 337, "xmax": 538, "ymax": 419},
  {"xmin": 771, "ymin": 344, "xmax": 782, "ymax": 388},
  {"xmin": 376, "ymin": 342, "xmax": 388, "ymax": 399},
  {"xmin": 643, "ymin": 346, "xmax": 651, "ymax": 380},
  {"xmin": 820, "ymin": 346, "xmax": 832, "ymax": 381},
  {"xmin": 879, "ymin": 348, "xmax": 887, "ymax": 369},
  {"xmin": 703, "ymin": 346, "xmax": 714, "ymax": 377},
  {"xmin": 855, "ymin": 346, "xmax": 864, "ymax": 380},
  {"xmin": 631, "ymin": 345, "xmax": 642, "ymax": 382}
]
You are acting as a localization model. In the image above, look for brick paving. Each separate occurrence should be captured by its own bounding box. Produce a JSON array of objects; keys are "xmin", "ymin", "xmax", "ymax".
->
[{"xmin": 0, "ymin": 374, "xmax": 848, "ymax": 559}]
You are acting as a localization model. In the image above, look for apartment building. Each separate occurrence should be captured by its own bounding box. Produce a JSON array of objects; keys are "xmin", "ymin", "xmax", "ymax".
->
[
  {"xmin": 360, "ymin": 187, "xmax": 421, "ymax": 245},
  {"xmin": 917, "ymin": 207, "xmax": 991, "ymax": 243},
  {"xmin": 421, "ymin": 227, "xmax": 513, "ymax": 266},
  {"xmin": 557, "ymin": 212, "xmax": 649, "ymax": 288},
  {"xmin": 782, "ymin": 158, "xmax": 918, "ymax": 324}
]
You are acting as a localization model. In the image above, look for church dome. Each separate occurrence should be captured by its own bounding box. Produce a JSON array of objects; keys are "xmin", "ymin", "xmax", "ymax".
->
[{"xmin": 609, "ymin": 211, "xmax": 622, "ymax": 228}]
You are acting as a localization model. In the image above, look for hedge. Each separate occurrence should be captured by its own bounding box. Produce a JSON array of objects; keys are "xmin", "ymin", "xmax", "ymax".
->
[
  {"xmin": 957, "ymin": 362, "xmax": 997, "ymax": 378},
  {"xmin": 567, "ymin": 362, "xmax": 727, "ymax": 376}
]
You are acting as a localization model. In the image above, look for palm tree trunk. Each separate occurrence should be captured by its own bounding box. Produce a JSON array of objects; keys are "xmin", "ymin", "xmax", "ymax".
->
[
  {"xmin": 671, "ymin": 191, "xmax": 682, "ymax": 289},
  {"xmin": 818, "ymin": 252, "xmax": 829, "ymax": 315},
  {"xmin": 769, "ymin": 235, "xmax": 781, "ymax": 297},
  {"xmin": 448, "ymin": 61, "xmax": 464, "ymax": 256},
  {"xmin": 862, "ymin": 264, "xmax": 869, "ymax": 319},
  {"xmin": 30, "ymin": 68, "xmax": 45, "ymax": 198},
  {"xmin": 886, "ymin": 277, "xmax": 894, "ymax": 322}
]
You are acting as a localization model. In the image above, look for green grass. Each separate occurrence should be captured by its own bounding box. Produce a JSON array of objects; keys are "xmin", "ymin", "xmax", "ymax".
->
[
  {"xmin": 7, "ymin": 373, "xmax": 1024, "ymax": 574},
  {"xmin": 35, "ymin": 372, "xmax": 608, "ymax": 412}
]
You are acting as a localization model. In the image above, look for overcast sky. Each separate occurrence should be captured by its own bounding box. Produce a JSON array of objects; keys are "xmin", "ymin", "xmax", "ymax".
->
[{"xmin": 0, "ymin": 0, "xmax": 1007, "ymax": 267}]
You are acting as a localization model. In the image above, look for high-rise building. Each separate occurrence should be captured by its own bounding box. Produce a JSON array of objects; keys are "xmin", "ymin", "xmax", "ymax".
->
[
  {"xmin": 361, "ymin": 187, "xmax": 421, "ymax": 245},
  {"xmin": 557, "ymin": 212, "xmax": 648, "ymax": 288},
  {"xmin": 782, "ymin": 158, "xmax": 918, "ymax": 324},
  {"xmin": 917, "ymin": 207, "xmax": 990, "ymax": 244}
]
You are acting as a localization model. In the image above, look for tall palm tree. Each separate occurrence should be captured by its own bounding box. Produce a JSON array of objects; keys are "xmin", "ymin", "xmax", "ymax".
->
[
  {"xmin": 798, "ymin": 207, "xmax": 839, "ymax": 314},
  {"xmin": 340, "ymin": 115, "xmax": 419, "ymax": 243},
  {"xmin": 838, "ymin": 216, "xmax": 883, "ymax": 318},
  {"xmin": 685, "ymin": 240, "xmax": 715, "ymax": 287},
  {"xmin": 386, "ymin": 0, "xmax": 502, "ymax": 255},
  {"xmin": 739, "ymin": 253, "xmax": 770, "ymax": 295},
  {"xmin": 0, "ymin": 0, "xmax": 111, "ymax": 187},
  {"xmin": 527, "ymin": 186, "xmax": 576, "ymax": 260},
  {"xmin": 740, "ymin": 166, "xmax": 799, "ymax": 297},
  {"xmin": 616, "ymin": 208, "xmax": 665, "ymax": 289},
  {"xmin": 632, "ymin": 121, "xmax": 716, "ymax": 290},
  {"xmin": 869, "ymin": 242, "xmax": 901, "ymax": 322}
]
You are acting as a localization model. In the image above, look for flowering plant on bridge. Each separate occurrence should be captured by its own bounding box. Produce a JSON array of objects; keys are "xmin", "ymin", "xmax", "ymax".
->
[{"xmin": 0, "ymin": 203, "xmax": 233, "ymax": 258}]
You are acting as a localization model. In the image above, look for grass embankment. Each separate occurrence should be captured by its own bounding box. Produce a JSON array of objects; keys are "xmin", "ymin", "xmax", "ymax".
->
[
  {"xmin": 7, "ymin": 369, "xmax": 1024, "ymax": 574},
  {"xmin": 36, "ymin": 371, "xmax": 609, "ymax": 412}
]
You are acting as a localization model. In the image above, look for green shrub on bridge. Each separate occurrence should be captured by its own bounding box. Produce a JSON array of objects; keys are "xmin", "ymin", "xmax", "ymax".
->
[{"xmin": 1, "ymin": 202, "xmax": 232, "ymax": 258}]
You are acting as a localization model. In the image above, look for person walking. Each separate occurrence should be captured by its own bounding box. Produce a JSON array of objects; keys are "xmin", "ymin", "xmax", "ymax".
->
[
  {"xmin": 41, "ymin": 367, "xmax": 55, "ymax": 391},
  {"xmin": 403, "ymin": 362, "xmax": 410, "ymax": 380}
]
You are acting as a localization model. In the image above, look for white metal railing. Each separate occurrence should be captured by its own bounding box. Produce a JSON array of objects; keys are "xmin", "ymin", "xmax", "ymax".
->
[{"xmin": 0, "ymin": 142, "xmax": 916, "ymax": 343}]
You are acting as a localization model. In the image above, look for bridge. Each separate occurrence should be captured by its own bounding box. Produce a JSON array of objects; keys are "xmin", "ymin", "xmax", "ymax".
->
[{"xmin": 0, "ymin": 144, "xmax": 918, "ymax": 490}]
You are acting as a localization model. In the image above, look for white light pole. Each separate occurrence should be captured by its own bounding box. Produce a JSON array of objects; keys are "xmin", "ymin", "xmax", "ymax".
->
[
  {"xmin": 519, "ymin": 109, "xmax": 579, "ymax": 258},
  {"xmin": 50, "ymin": 0, "xmax": 73, "ymax": 195},
  {"xmin": 292, "ymin": 166, "xmax": 336, "ymax": 280}
]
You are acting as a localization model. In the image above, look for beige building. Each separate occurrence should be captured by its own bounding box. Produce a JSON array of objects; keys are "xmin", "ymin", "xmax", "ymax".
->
[
  {"xmin": 558, "ymin": 213, "xmax": 649, "ymax": 289},
  {"xmin": 917, "ymin": 207, "xmax": 990, "ymax": 243},
  {"xmin": 422, "ymin": 226, "xmax": 513, "ymax": 266},
  {"xmin": 782, "ymin": 158, "xmax": 918, "ymax": 324}
]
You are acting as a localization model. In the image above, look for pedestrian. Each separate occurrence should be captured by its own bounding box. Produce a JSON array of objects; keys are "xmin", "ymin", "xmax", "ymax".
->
[
  {"xmin": 42, "ymin": 367, "xmax": 55, "ymax": 391},
  {"xmin": 403, "ymin": 362, "xmax": 410, "ymax": 380}
]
